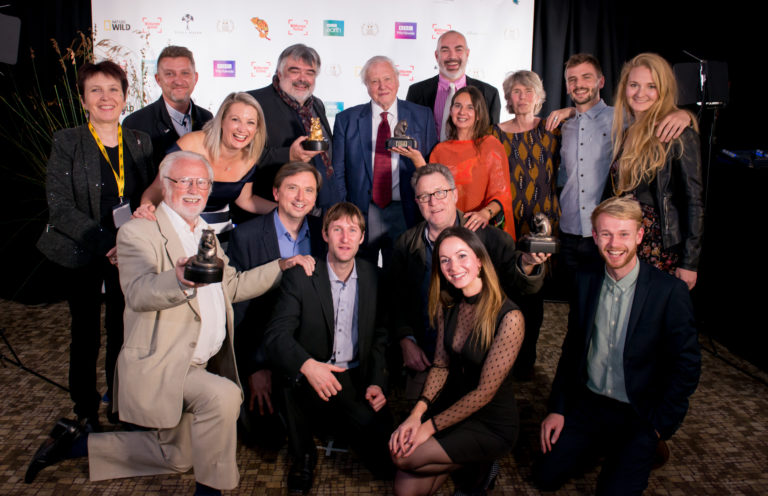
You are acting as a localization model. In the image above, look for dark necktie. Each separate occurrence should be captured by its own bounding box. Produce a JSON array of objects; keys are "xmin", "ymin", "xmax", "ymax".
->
[{"xmin": 372, "ymin": 111, "xmax": 392, "ymax": 208}]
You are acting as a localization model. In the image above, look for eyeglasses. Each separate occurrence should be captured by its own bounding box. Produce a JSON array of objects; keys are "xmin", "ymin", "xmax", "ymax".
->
[
  {"xmin": 415, "ymin": 188, "xmax": 453, "ymax": 203},
  {"xmin": 164, "ymin": 176, "xmax": 213, "ymax": 190}
]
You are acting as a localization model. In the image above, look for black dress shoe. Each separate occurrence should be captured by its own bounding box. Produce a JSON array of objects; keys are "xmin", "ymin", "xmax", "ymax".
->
[
  {"xmin": 287, "ymin": 452, "xmax": 317, "ymax": 494},
  {"xmin": 77, "ymin": 414, "xmax": 102, "ymax": 433},
  {"xmin": 25, "ymin": 418, "xmax": 83, "ymax": 483}
]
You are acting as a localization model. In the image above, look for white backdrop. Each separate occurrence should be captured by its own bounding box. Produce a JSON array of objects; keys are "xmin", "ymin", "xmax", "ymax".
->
[{"xmin": 92, "ymin": 0, "xmax": 535, "ymax": 125}]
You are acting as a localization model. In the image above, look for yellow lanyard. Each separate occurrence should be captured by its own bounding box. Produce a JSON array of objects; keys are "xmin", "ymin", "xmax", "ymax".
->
[{"xmin": 88, "ymin": 122, "xmax": 125, "ymax": 198}]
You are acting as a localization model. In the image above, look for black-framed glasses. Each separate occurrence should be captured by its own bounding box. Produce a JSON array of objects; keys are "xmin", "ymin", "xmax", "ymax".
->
[
  {"xmin": 415, "ymin": 188, "xmax": 453, "ymax": 203},
  {"xmin": 164, "ymin": 176, "xmax": 212, "ymax": 190}
]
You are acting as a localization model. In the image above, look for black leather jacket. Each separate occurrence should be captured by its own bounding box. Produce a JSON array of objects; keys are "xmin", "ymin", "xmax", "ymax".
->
[
  {"xmin": 653, "ymin": 127, "xmax": 704, "ymax": 271},
  {"xmin": 605, "ymin": 127, "xmax": 703, "ymax": 272}
]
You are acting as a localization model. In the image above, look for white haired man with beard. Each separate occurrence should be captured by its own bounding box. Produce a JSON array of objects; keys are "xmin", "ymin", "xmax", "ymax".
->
[{"xmin": 25, "ymin": 151, "xmax": 312, "ymax": 496}]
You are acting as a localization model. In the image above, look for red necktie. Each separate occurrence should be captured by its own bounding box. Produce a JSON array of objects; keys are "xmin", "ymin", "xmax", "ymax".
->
[{"xmin": 372, "ymin": 112, "xmax": 392, "ymax": 208}]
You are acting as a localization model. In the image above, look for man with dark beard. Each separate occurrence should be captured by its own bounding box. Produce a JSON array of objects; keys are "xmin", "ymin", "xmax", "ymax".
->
[{"xmin": 248, "ymin": 44, "xmax": 340, "ymax": 211}]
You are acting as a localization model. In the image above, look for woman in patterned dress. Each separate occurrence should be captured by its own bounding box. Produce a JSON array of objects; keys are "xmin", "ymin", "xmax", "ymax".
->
[{"xmin": 490, "ymin": 70, "xmax": 560, "ymax": 379}]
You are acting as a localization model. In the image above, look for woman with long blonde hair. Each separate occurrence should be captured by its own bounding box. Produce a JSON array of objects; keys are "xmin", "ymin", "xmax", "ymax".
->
[
  {"xmin": 608, "ymin": 53, "xmax": 703, "ymax": 289},
  {"xmin": 389, "ymin": 226, "xmax": 524, "ymax": 495},
  {"xmin": 136, "ymin": 92, "xmax": 276, "ymax": 238}
]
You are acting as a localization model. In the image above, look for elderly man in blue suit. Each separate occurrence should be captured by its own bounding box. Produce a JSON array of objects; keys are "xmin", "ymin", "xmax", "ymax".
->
[{"xmin": 333, "ymin": 55, "xmax": 437, "ymax": 267}]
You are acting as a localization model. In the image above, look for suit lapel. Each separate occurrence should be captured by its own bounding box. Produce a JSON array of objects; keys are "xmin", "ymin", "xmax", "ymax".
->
[
  {"xmin": 625, "ymin": 262, "xmax": 650, "ymax": 347},
  {"xmin": 426, "ymin": 76, "xmax": 439, "ymax": 109},
  {"xmin": 262, "ymin": 210, "xmax": 282, "ymax": 260},
  {"xmin": 156, "ymin": 206, "xmax": 201, "ymax": 318},
  {"xmin": 312, "ymin": 261, "xmax": 336, "ymax": 343},
  {"xmin": 358, "ymin": 104, "xmax": 374, "ymax": 184},
  {"xmin": 356, "ymin": 261, "xmax": 374, "ymax": 361},
  {"xmin": 81, "ymin": 126, "xmax": 103, "ymax": 222},
  {"xmin": 581, "ymin": 270, "xmax": 603, "ymax": 355},
  {"xmin": 122, "ymin": 128, "xmax": 148, "ymax": 185},
  {"xmin": 155, "ymin": 98, "xmax": 179, "ymax": 142}
]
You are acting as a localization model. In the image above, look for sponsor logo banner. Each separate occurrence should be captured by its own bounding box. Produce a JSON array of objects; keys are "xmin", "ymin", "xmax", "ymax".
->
[
  {"xmin": 104, "ymin": 19, "xmax": 131, "ymax": 31},
  {"xmin": 323, "ymin": 20, "xmax": 344, "ymax": 36},
  {"xmin": 288, "ymin": 18, "xmax": 309, "ymax": 36},
  {"xmin": 142, "ymin": 17, "xmax": 162, "ymax": 34},
  {"xmin": 214, "ymin": 60, "xmax": 236, "ymax": 77},
  {"xmin": 394, "ymin": 22, "xmax": 417, "ymax": 39}
]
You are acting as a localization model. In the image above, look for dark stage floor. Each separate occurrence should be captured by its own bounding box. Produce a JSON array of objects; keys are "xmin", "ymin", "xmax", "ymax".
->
[{"xmin": 1, "ymin": 299, "xmax": 767, "ymax": 495}]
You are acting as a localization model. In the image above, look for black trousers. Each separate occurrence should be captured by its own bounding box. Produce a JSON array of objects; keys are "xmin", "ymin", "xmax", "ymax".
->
[
  {"xmin": 65, "ymin": 256, "xmax": 124, "ymax": 418},
  {"xmin": 513, "ymin": 291, "xmax": 544, "ymax": 373},
  {"xmin": 558, "ymin": 231, "xmax": 604, "ymax": 287},
  {"xmin": 533, "ymin": 388, "xmax": 658, "ymax": 496},
  {"xmin": 281, "ymin": 367, "xmax": 393, "ymax": 477}
]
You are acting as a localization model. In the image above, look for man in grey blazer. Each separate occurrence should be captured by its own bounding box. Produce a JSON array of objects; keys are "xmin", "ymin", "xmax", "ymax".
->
[{"xmin": 26, "ymin": 151, "xmax": 313, "ymax": 496}]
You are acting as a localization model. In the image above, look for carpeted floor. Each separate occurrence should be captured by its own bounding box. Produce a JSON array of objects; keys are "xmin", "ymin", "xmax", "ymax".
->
[{"xmin": 1, "ymin": 298, "xmax": 767, "ymax": 495}]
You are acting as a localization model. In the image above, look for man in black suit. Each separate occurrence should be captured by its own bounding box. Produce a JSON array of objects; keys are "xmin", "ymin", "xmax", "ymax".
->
[
  {"xmin": 264, "ymin": 202, "xmax": 392, "ymax": 494},
  {"xmin": 406, "ymin": 30, "xmax": 501, "ymax": 141},
  {"xmin": 533, "ymin": 196, "xmax": 701, "ymax": 495},
  {"xmin": 247, "ymin": 44, "xmax": 340, "ymax": 211},
  {"xmin": 122, "ymin": 46, "xmax": 212, "ymax": 167},
  {"xmin": 226, "ymin": 161, "xmax": 327, "ymax": 449}
]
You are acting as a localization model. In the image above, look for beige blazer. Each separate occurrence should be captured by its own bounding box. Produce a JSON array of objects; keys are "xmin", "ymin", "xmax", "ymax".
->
[{"xmin": 114, "ymin": 206, "xmax": 281, "ymax": 428}]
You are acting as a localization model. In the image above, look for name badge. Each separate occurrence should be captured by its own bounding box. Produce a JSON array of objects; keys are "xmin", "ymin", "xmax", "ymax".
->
[{"xmin": 112, "ymin": 199, "xmax": 132, "ymax": 229}]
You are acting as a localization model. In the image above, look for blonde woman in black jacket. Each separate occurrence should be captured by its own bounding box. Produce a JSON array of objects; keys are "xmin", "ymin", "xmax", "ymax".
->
[{"xmin": 606, "ymin": 53, "xmax": 703, "ymax": 290}]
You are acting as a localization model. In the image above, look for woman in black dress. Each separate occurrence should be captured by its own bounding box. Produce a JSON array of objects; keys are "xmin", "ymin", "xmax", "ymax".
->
[{"xmin": 389, "ymin": 226, "xmax": 524, "ymax": 495}]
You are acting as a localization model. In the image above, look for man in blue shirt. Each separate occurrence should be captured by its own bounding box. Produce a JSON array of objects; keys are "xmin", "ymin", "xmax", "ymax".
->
[
  {"xmin": 551, "ymin": 54, "xmax": 691, "ymax": 286},
  {"xmin": 226, "ymin": 162, "xmax": 325, "ymax": 449}
]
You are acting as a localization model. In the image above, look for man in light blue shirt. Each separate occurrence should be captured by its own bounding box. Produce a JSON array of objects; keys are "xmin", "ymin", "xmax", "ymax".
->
[
  {"xmin": 551, "ymin": 54, "xmax": 691, "ymax": 286},
  {"xmin": 535, "ymin": 196, "xmax": 701, "ymax": 495}
]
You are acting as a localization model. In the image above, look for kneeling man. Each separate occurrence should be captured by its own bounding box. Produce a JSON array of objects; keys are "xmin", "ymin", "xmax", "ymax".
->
[
  {"xmin": 533, "ymin": 196, "xmax": 701, "ymax": 495},
  {"xmin": 27, "ymin": 151, "xmax": 288, "ymax": 496},
  {"xmin": 264, "ymin": 202, "xmax": 393, "ymax": 494}
]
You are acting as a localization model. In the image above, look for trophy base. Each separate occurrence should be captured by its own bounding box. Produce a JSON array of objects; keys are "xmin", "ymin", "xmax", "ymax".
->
[
  {"xmin": 302, "ymin": 140, "xmax": 329, "ymax": 151},
  {"xmin": 518, "ymin": 236, "xmax": 560, "ymax": 254},
  {"xmin": 386, "ymin": 137, "xmax": 418, "ymax": 150},
  {"xmin": 184, "ymin": 259, "xmax": 224, "ymax": 283}
]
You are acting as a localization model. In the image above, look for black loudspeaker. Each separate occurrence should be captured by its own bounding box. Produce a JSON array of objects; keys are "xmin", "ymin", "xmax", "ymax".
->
[
  {"xmin": 0, "ymin": 13, "xmax": 22, "ymax": 65},
  {"xmin": 673, "ymin": 61, "xmax": 729, "ymax": 106}
]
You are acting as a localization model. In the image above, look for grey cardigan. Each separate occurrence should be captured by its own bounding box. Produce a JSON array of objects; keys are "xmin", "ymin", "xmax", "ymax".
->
[{"xmin": 37, "ymin": 124, "xmax": 154, "ymax": 268}]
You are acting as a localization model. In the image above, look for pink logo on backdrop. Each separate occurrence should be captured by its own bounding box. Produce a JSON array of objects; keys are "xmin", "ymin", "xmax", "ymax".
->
[
  {"xmin": 288, "ymin": 18, "xmax": 309, "ymax": 36},
  {"xmin": 394, "ymin": 22, "xmax": 417, "ymax": 40},
  {"xmin": 250, "ymin": 61, "xmax": 272, "ymax": 77},
  {"xmin": 213, "ymin": 60, "xmax": 236, "ymax": 77},
  {"xmin": 397, "ymin": 64, "xmax": 415, "ymax": 82},
  {"xmin": 142, "ymin": 17, "xmax": 162, "ymax": 34},
  {"xmin": 431, "ymin": 24, "xmax": 451, "ymax": 39}
]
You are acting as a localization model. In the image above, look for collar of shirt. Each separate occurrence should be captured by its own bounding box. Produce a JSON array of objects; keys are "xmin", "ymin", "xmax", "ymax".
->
[
  {"xmin": 327, "ymin": 256, "xmax": 358, "ymax": 285},
  {"xmin": 604, "ymin": 256, "xmax": 640, "ymax": 289},
  {"xmin": 164, "ymin": 99, "xmax": 192, "ymax": 135},
  {"xmin": 371, "ymin": 100, "xmax": 398, "ymax": 122},
  {"xmin": 273, "ymin": 208, "xmax": 310, "ymax": 258},
  {"xmin": 438, "ymin": 73, "xmax": 467, "ymax": 91},
  {"xmin": 578, "ymin": 99, "xmax": 609, "ymax": 120}
]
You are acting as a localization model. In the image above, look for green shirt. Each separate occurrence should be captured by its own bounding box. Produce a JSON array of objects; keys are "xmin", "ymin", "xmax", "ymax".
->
[{"xmin": 586, "ymin": 259, "xmax": 640, "ymax": 403}]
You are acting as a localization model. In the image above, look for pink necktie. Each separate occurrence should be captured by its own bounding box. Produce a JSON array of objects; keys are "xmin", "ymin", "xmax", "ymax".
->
[{"xmin": 372, "ymin": 112, "xmax": 392, "ymax": 208}]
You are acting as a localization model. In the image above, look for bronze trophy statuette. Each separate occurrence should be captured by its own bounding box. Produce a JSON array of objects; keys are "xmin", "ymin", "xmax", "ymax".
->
[
  {"xmin": 184, "ymin": 229, "xmax": 224, "ymax": 283},
  {"xmin": 301, "ymin": 117, "xmax": 330, "ymax": 151},
  {"xmin": 386, "ymin": 120, "xmax": 418, "ymax": 150},
  {"xmin": 517, "ymin": 212, "xmax": 560, "ymax": 254}
]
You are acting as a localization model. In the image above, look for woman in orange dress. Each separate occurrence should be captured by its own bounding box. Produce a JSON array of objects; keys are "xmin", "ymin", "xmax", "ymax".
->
[{"xmin": 427, "ymin": 87, "xmax": 515, "ymax": 239}]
